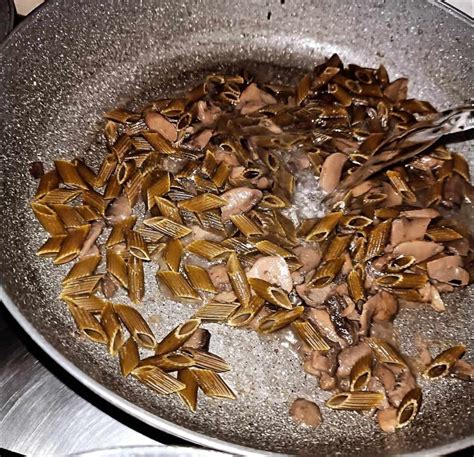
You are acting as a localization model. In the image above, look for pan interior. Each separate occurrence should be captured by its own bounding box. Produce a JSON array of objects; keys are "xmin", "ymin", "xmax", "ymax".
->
[{"xmin": 0, "ymin": 0, "xmax": 473, "ymax": 455}]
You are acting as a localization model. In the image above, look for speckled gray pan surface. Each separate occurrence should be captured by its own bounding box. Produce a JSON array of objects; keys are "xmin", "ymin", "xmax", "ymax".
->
[{"xmin": 0, "ymin": 0, "xmax": 473, "ymax": 455}]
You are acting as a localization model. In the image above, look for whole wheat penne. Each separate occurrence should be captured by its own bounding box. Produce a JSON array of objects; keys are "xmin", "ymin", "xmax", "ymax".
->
[
  {"xmin": 106, "ymin": 249, "xmax": 128, "ymax": 288},
  {"xmin": 55, "ymin": 160, "xmax": 88, "ymax": 189},
  {"xmin": 74, "ymin": 158, "xmax": 97, "ymax": 188},
  {"xmin": 365, "ymin": 220, "xmax": 391, "ymax": 260},
  {"xmin": 68, "ymin": 304, "xmax": 108, "ymax": 344},
  {"xmin": 191, "ymin": 368, "xmax": 236, "ymax": 399},
  {"xmin": 295, "ymin": 73, "xmax": 312, "ymax": 105},
  {"xmin": 227, "ymin": 253, "xmax": 251, "ymax": 307},
  {"xmin": 227, "ymin": 296, "xmax": 265, "ymax": 327},
  {"xmin": 258, "ymin": 306, "xmax": 304, "ymax": 333},
  {"xmin": 143, "ymin": 132, "xmax": 178, "ymax": 155},
  {"xmin": 396, "ymin": 387, "xmax": 422, "ymax": 429},
  {"xmin": 144, "ymin": 216, "xmax": 192, "ymax": 239},
  {"xmin": 305, "ymin": 212, "xmax": 343, "ymax": 242},
  {"xmin": 185, "ymin": 240, "xmax": 233, "ymax": 260},
  {"xmin": 386, "ymin": 255, "xmax": 416, "ymax": 272},
  {"xmin": 133, "ymin": 366, "xmax": 185, "ymax": 394},
  {"xmin": 62, "ymin": 295, "xmax": 108, "ymax": 313},
  {"xmin": 340, "ymin": 214, "xmax": 373, "ymax": 230},
  {"xmin": 200, "ymin": 149, "xmax": 217, "ymax": 178},
  {"xmin": 185, "ymin": 264, "xmax": 216, "ymax": 293},
  {"xmin": 312, "ymin": 66, "xmax": 340, "ymax": 90},
  {"xmin": 424, "ymin": 344, "xmax": 466, "ymax": 379},
  {"xmin": 291, "ymin": 319, "xmax": 330, "ymax": 351},
  {"xmin": 124, "ymin": 170, "xmax": 144, "ymax": 207},
  {"xmin": 36, "ymin": 235, "xmax": 66, "ymax": 258},
  {"xmin": 178, "ymin": 193, "xmax": 227, "ymax": 212},
  {"xmin": 193, "ymin": 302, "xmax": 239, "ymax": 322},
  {"xmin": 177, "ymin": 368, "xmax": 199, "ymax": 412},
  {"xmin": 161, "ymin": 98, "xmax": 187, "ymax": 117},
  {"xmin": 138, "ymin": 352, "xmax": 195, "ymax": 372},
  {"xmin": 374, "ymin": 208, "xmax": 399, "ymax": 220},
  {"xmin": 212, "ymin": 162, "xmax": 232, "ymax": 188},
  {"xmin": 126, "ymin": 230, "xmax": 150, "ymax": 261},
  {"xmin": 248, "ymin": 277, "xmax": 292, "ymax": 309},
  {"xmin": 128, "ymin": 256, "xmax": 145, "ymax": 304},
  {"xmin": 350, "ymin": 354, "xmax": 373, "ymax": 391},
  {"xmin": 96, "ymin": 153, "xmax": 118, "ymax": 188},
  {"xmin": 452, "ymin": 152, "xmax": 470, "ymax": 181},
  {"xmin": 60, "ymin": 274, "xmax": 103, "ymax": 298},
  {"xmin": 146, "ymin": 173, "xmax": 171, "ymax": 209},
  {"xmin": 82, "ymin": 190, "xmax": 108, "ymax": 216},
  {"xmin": 222, "ymin": 237, "xmax": 258, "ymax": 256},
  {"xmin": 326, "ymin": 391, "xmax": 384, "ymax": 410},
  {"xmin": 104, "ymin": 108, "xmax": 139, "ymax": 123},
  {"xmin": 106, "ymin": 216, "xmax": 137, "ymax": 248},
  {"xmin": 324, "ymin": 235, "xmax": 351, "ymax": 261},
  {"xmin": 114, "ymin": 303, "xmax": 156, "ymax": 349},
  {"xmin": 258, "ymin": 194, "xmax": 288, "ymax": 209},
  {"xmin": 181, "ymin": 347, "xmax": 230, "ymax": 372},
  {"xmin": 63, "ymin": 254, "xmax": 101, "ymax": 284},
  {"xmin": 50, "ymin": 204, "xmax": 86, "ymax": 228},
  {"xmin": 386, "ymin": 170, "xmax": 416, "ymax": 203},
  {"xmin": 119, "ymin": 337, "xmax": 140, "ymax": 376},
  {"xmin": 75, "ymin": 205, "xmax": 100, "ymax": 222},
  {"xmin": 101, "ymin": 302, "xmax": 124, "ymax": 356},
  {"xmin": 154, "ymin": 196, "xmax": 182, "ymax": 223},
  {"xmin": 35, "ymin": 169, "xmax": 61, "ymax": 200},
  {"xmin": 309, "ymin": 258, "xmax": 344, "ymax": 288},
  {"xmin": 103, "ymin": 174, "xmax": 122, "ymax": 200},
  {"xmin": 112, "ymin": 134, "xmax": 132, "ymax": 162},
  {"xmin": 426, "ymin": 227, "xmax": 463, "ymax": 242},
  {"xmin": 254, "ymin": 240, "xmax": 296, "ymax": 259},
  {"xmin": 31, "ymin": 202, "xmax": 66, "ymax": 235},
  {"xmin": 328, "ymin": 82, "xmax": 352, "ymax": 107},
  {"xmin": 155, "ymin": 319, "xmax": 201, "ymax": 355},
  {"xmin": 230, "ymin": 214, "xmax": 263, "ymax": 237},
  {"xmin": 163, "ymin": 239, "xmax": 183, "ymax": 272},
  {"xmin": 376, "ymin": 273, "xmax": 428, "ymax": 289},
  {"xmin": 367, "ymin": 338, "xmax": 407, "ymax": 367},
  {"xmin": 54, "ymin": 225, "xmax": 91, "ymax": 264},
  {"xmin": 40, "ymin": 188, "xmax": 82, "ymax": 205},
  {"xmin": 347, "ymin": 269, "xmax": 365, "ymax": 303},
  {"xmin": 157, "ymin": 271, "xmax": 200, "ymax": 299}
]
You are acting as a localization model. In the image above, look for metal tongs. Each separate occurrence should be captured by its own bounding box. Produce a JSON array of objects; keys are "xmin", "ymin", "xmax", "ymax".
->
[{"xmin": 324, "ymin": 106, "xmax": 474, "ymax": 207}]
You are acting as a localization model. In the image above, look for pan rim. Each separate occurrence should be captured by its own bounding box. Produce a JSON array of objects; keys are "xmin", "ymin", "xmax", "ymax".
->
[{"xmin": 0, "ymin": 0, "xmax": 473, "ymax": 455}]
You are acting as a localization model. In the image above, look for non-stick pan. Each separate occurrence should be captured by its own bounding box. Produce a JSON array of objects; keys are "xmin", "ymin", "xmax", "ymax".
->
[{"xmin": 0, "ymin": 1, "xmax": 473, "ymax": 455}]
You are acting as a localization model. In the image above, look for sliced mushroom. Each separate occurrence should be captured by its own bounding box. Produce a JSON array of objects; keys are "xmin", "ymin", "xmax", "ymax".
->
[
  {"xmin": 247, "ymin": 255, "xmax": 293, "ymax": 292},
  {"xmin": 220, "ymin": 187, "xmax": 263, "ymax": 221},
  {"xmin": 393, "ymin": 240, "xmax": 443, "ymax": 263},
  {"xmin": 381, "ymin": 182, "xmax": 403, "ymax": 207},
  {"xmin": 296, "ymin": 283, "xmax": 336, "ymax": 308},
  {"xmin": 290, "ymin": 398, "xmax": 323, "ymax": 428},
  {"xmin": 188, "ymin": 225, "xmax": 225, "ymax": 243},
  {"xmin": 256, "ymin": 176, "xmax": 273, "ymax": 190},
  {"xmin": 351, "ymin": 179, "xmax": 377, "ymax": 197},
  {"xmin": 377, "ymin": 407, "xmax": 398, "ymax": 433},
  {"xmin": 208, "ymin": 264, "xmax": 232, "ymax": 292},
  {"xmin": 319, "ymin": 152, "xmax": 348, "ymax": 193},
  {"xmin": 183, "ymin": 328, "xmax": 211, "ymax": 351},
  {"xmin": 237, "ymin": 83, "xmax": 277, "ymax": 115},
  {"xmin": 427, "ymin": 255, "xmax": 469, "ymax": 286},
  {"xmin": 293, "ymin": 245, "xmax": 322, "ymax": 274},
  {"xmin": 336, "ymin": 342, "xmax": 372, "ymax": 378},
  {"xmin": 214, "ymin": 290, "xmax": 237, "ymax": 303},
  {"xmin": 451, "ymin": 359, "xmax": 474, "ymax": 381},
  {"xmin": 101, "ymin": 274, "xmax": 119, "ymax": 299},
  {"xmin": 188, "ymin": 129, "xmax": 213, "ymax": 149},
  {"xmin": 214, "ymin": 149, "xmax": 241, "ymax": 167},
  {"xmin": 359, "ymin": 291, "xmax": 398, "ymax": 336},
  {"xmin": 196, "ymin": 101, "xmax": 221, "ymax": 126},
  {"xmin": 105, "ymin": 194, "xmax": 132, "ymax": 225},
  {"xmin": 144, "ymin": 111, "xmax": 178, "ymax": 142},
  {"xmin": 399, "ymin": 208, "xmax": 440, "ymax": 219},
  {"xmin": 390, "ymin": 217, "xmax": 431, "ymax": 246},
  {"xmin": 303, "ymin": 350, "xmax": 332, "ymax": 377},
  {"xmin": 259, "ymin": 118, "xmax": 283, "ymax": 134},
  {"xmin": 385, "ymin": 366, "xmax": 417, "ymax": 408},
  {"xmin": 79, "ymin": 221, "xmax": 104, "ymax": 258},
  {"xmin": 308, "ymin": 308, "xmax": 346, "ymax": 347},
  {"xmin": 446, "ymin": 238, "xmax": 470, "ymax": 256}
]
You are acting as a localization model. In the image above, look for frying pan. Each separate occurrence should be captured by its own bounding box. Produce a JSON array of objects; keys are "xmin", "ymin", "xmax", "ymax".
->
[{"xmin": 0, "ymin": 0, "xmax": 473, "ymax": 455}]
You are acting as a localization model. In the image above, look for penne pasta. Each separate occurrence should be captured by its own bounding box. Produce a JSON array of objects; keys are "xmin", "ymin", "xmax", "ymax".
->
[
  {"xmin": 347, "ymin": 269, "xmax": 365, "ymax": 303},
  {"xmin": 163, "ymin": 239, "xmax": 183, "ymax": 272},
  {"xmin": 101, "ymin": 302, "xmax": 125, "ymax": 356},
  {"xmin": 154, "ymin": 196, "xmax": 182, "ymax": 223},
  {"xmin": 54, "ymin": 225, "xmax": 91, "ymax": 264},
  {"xmin": 106, "ymin": 216, "xmax": 137, "ymax": 247},
  {"xmin": 326, "ymin": 391, "xmax": 384, "ymax": 410},
  {"xmin": 305, "ymin": 212, "xmax": 343, "ymax": 242},
  {"xmin": 114, "ymin": 303, "xmax": 156, "ymax": 349},
  {"xmin": 227, "ymin": 253, "xmax": 251, "ymax": 307},
  {"xmin": 424, "ymin": 344, "xmax": 466, "ymax": 379},
  {"xmin": 36, "ymin": 235, "xmax": 66, "ymax": 258},
  {"xmin": 119, "ymin": 337, "xmax": 140, "ymax": 377},
  {"xmin": 376, "ymin": 273, "xmax": 428, "ymax": 289},
  {"xmin": 258, "ymin": 306, "xmax": 304, "ymax": 333},
  {"xmin": 63, "ymin": 254, "xmax": 101, "ymax": 284},
  {"xmin": 106, "ymin": 249, "xmax": 129, "ymax": 288},
  {"xmin": 386, "ymin": 171, "xmax": 416, "ymax": 203},
  {"xmin": 185, "ymin": 264, "xmax": 216, "ymax": 293},
  {"xmin": 296, "ymin": 73, "xmax": 312, "ymax": 105},
  {"xmin": 350, "ymin": 354, "xmax": 373, "ymax": 391},
  {"xmin": 76, "ymin": 205, "xmax": 101, "ymax": 222},
  {"xmin": 112, "ymin": 134, "xmax": 132, "ymax": 162},
  {"xmin": 75, "ymin": 158, "xmax": 97, "ymax": 188},
  {"xmin": 50, "ymin": 203, "xmax": 86, "ymax": 228},
  {"xmin": 143, "ymin": 216, "xmax": 192, "ymax": 239},
  {"xmin": 103, "ymin": 174, "xmax": 122, "ymax": 200},
  {"xmin": 452, "ymin": 152, "xmax": 470, "ymax": 181},
  {"xmin": 191, "ymin": 368, "xmax": 236, "ymax": 400},
  {"xmin": 35, "ymin": 169, "xmax": 61, "ymax": 200},
  {"xmin": 124, "ymin": 170, "xmax": 144, "ymax": 207},
  {"xmin": 291, "ymin": 319, "xmax": 330, "ymax": 352},
  {"xmin": 185, "ymin": 239, "xmax": 233, "ymax": 260},
  {"xmin": 126, "ymin": 230, "xmax": 150, "ymax": 261},
  {"xmin": 254, "ymin": 240, "xmax": 296, "ymax": 259},
  {"xmin": 133, "ymin": 366, "xmax": 186, "ymax": 394},
  {"xmin": 177, "ymin": 368, "xmax": 199, "ymax": 412},
  {"xmin": 155, "ymin": 319, "xmax": 201, "ymax": 355},
  {"xmin": 178, "ymin": 193, "xmax": 227, "ymax": 212},
  {"xmin": 62, "ymin": 295, "xmax": 108, "ymax": 313},
  {"xmin": 143, "ymin": 132, "xmax": 178, "ymax": 155},
  {"xmin": 367, "ymin": 338, "xmax": 407, "ymax": 367},
  {"xmin": 156, "ymin": 271, "xmax": 200, "ymax": 299},
  {"xmin": 31, "ymin": 202, "xmax": 65, "ymax": 235},
  {"xmin": 230, "ymin": 214, "xmax": 263, "ymax": 237},
  {"xmin": 309, "ymin": 258, "xmax": 344, "ymax": 288},
  {"xmin": 55, "ymin": 160, "xmax": 88, "ymax": 189},
  {"xmin": 386, "ymin": 255, "xmax": 416, "ymax": 273},
  {"xmin": 193, "ymin": 302, "xmax": 239, "ymax": 322},
  {"xmin": 146, "ymin": 172, "xmax": 171, "ymax": 209},
  {"xmin": 365, "ymin": 220, "xmax": 391, "ymax": 261},
  {"xmin": 40, "ymin": 188, "xmax": 82, "ymax": 204},
  {"xmin": 212, "ymin": 162, "xmax": 232, "ymax": 188},
  {"xmin": 324, "ymin": 234, "xmax": 351, "ymax": 261},
  {"xmin": 227, "ymin": 296, "xmax": 265, "ymax": 327},
  {"xmin": 340, "ymin": 214, "xmax": 373, "ymax": 231},
  {"xmin": 96, "ymin": 153, "xmax": 118, "ymax": 188},
  {"xmin": 138, "ymin": 352, "xmax": 195, "ymax": 372},
  {"xmin": 396, "ymin": 387, "xmax": 422, "ymax": 429},
  {"xmin": 83, "ymin": 190, "xmax": 108, "ymax": 216},
  {"xmin": 425, "ymin": 227, "xmax": 463, "ymax": 242},
  {"xmin": 128, "ymin": 256, "xmax": 145, "ymax": 304},
  {"xmin": 182, "ymin": 347, "xmax": 230, "ymax": 372},
  {"xmin": 248, "ymin": 277, "xmax": 292, "ymax": 309},
  {"xmin": 68, "ymin": 304, "xmax": 108, "ymax": 344},
  {"xmin": 61, "ymin": 274, "xmax": 103, "ymax": 298}
]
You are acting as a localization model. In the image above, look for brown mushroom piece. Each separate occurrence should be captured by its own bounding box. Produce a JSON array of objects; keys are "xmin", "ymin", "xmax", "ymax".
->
[
  {"xmin": 308, "ymin": 308, "xmax": 346, "ymax": 347},
  {"xmin": 324, "ymin": 295, "xmax": 357, "ymax": 346},
  {"xmin": 208, "ymin": 264, "xmax": 232, "ymax": 292},
  {"xmin": 377, "ymin": 407, "xmax": 398, "ymax": 433},
  {"xmin": 214, "ymin": 149, "xmax": 241, "ymax": 167},
  {"xmin": 451, "ymin": 359, "xmax": 474, "ymax": 381},
  {"xmin": 399, "ymin": 208, "xmax": 440, "ymax": 219},
  {"xmin": 183, "ymin": 328, "xmax": 211, "ymax": 351},
  {"xmin": 102, "ymin": 274, "xmax": 119, "ymax": 299},
  {"xmin": 319, "ymin": 152, "xmax": 348, "ymax": 193},
  {"xmin": 381, "ymin": 182, "xmax": 403, "ymax": 207},
  {"xmin": 359, "ymin": 291, "xmax": 398, "ymax": 336},
  {"xmin": 187, "ymin": 225, "xmax": 225, "ymax": 243},
  {"xmin": 393, "ymin": 240, "xmax": 443, "ymax": 263},
  {"xmin": 196, "ymin": 101, "xmax": 221, "ymax": 126},
  {"xmin": 303, "ymin": 350, "xmax": 332, "ymax": 377},
  {"xmin": 336, "ymin": 342, "xmax": 372, "ymax": 378},
  {"xmin": 351, "ymin": 179, "xmax": 377, "ymax": 197},
  {"xmin": 296, "ymin": 283, "xmax": 336, "ymax": 308},
  {"xmin": 259, "ymin": 118, "xmax": 283, "ymax": 134},
  {"xmin": 385, "ymin": 366, "xmax": 417, "ymax": 408},
  {"xmin": 247, "ymin": 255, "xmax": 293, "ymax": 292},
  {"xmin": 188, "ymin": 129, "xmax": 213, "ymax": 150},
  {"xmin": 237, "ymin": 83, "xmax": 277, "ymax": 115},
  {"xmin": 144, "ymin": 111, "xmax": 178, "ymax": 142},
  {"xmin": 79, "ymin": 220, "xmax": 105, "ymax": 258},
  {"xmin": 390, "ymin": 217, "xmax": 431, "ymax": 246},
  {"xmin": 213, "ymin": 291, "xmax": 237, "ymax": 303},
  {"xmin": 427, "ymin": 255, "xmax": 469, "ymax": 286},
  {"xmin": 290, "ymin": 398, "xmax": 323, "ymax": 428},
  {"xmin": 105, "ymin": 194, "xmax": 132, "ymax": 225},
  {"xmin": 293, "ymin": 245, "xmax": 322, "ymax": 274},
  {"xmin": 220, "ymin": 187, "xmax": 263, "ymax": 221}
]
